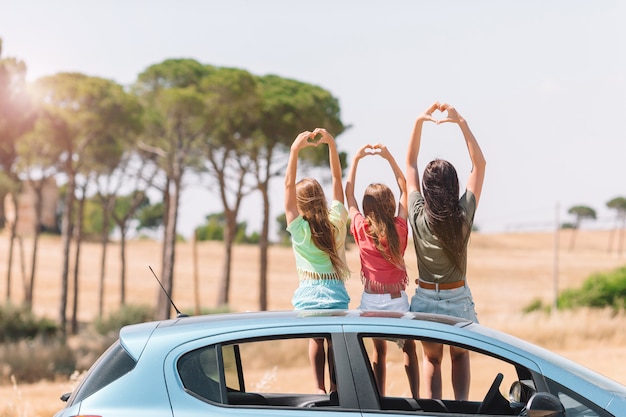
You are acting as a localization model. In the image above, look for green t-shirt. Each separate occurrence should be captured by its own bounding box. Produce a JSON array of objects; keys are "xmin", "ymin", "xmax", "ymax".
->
[
  {"xmin": 286, "ymin": 200, "xmax": 349, "ymax": 280},
  {"xmin": 408, "ymin": 190, "xmax": 476, "ymax": 283}
]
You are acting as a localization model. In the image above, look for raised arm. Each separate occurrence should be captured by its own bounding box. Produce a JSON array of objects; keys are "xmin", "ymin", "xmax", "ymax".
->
[
  {"xmin": 376, "ymin": 144, "xmax": 408, "ymax": 220},
  {"xmin": 406, "ymin": 102, "xmax": 439, "ymax": 194},
  {"xmin": 284, "ymin": 130, "xmax": 314, "ymax": 224},
  {"xmin": 438, "ymin": 103, "xmax": 486, "ymax": 205},
  {"xmin": 315, "ymin": 128, "xmax": 344, "ymax": 204},
  {"xmin": 345, "ymin": 144, "xmax": 370, "ymax": 218}
]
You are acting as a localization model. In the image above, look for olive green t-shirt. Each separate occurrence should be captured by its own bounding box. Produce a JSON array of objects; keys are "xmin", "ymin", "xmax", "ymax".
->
[{"xmin": 408, "ymin": 190, "xmax": 476, "ymax": 283}]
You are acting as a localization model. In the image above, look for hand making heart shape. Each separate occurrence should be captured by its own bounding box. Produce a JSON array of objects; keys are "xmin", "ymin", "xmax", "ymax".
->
[
  {"xmin": 307, "ymin": 132, "xmax": 323, "ymax": 144},
  {"xmin": 357, "ymin": 143, "xmax": 391, "ymax": 161},
  {"xmin": 364, "ymin": 144, "xmax": 382, "ymax": 154},
  {"xmin": 421, "ymin": 101, "xmax": 462, "ymax": 125}
]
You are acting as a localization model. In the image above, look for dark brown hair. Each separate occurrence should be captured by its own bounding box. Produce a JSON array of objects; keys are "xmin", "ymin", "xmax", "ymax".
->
[{"xmin": 422, "ymin": 159, "xmax": 469, "ymax": 272}]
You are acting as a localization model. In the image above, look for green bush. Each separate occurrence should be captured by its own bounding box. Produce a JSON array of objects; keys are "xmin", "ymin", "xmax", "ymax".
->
[
  {"xmin": 558, "ymin": 266, "xmax": 626, "ymax": 310},
  {"xmin": 522, "ymin": 266, "xmax": 626, "ymax": 313},
  {"xmin": 522, "ymin": 298, "xmax": 550, "ymax": 314},
  {"xmin": 0, "ymin": 303, "xmax": 58, "ymax": 342},
  {"xmin": 92, "ymin": 304, "xmax": 155, "ymax": 336}
]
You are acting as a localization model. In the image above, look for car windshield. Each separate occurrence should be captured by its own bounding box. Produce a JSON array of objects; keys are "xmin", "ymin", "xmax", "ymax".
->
[{"xmin": 469, "ymin": 324, "xmax": 626, "ymax": 397}]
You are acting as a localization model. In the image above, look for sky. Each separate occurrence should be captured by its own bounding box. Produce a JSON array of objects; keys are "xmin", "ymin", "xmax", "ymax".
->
[{"xmin": 1, "ymin": 0, "xmax": 625, "ymax": 239}]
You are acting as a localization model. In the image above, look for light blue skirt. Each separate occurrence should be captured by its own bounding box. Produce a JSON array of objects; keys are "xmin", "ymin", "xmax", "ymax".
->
[
  {"xmin": 409, "ymin": 284, "xmax": 478, "ymax": 323},
  {"xmin": 292, "ymin": 279, "xmax": 350, "ymax": 310}
]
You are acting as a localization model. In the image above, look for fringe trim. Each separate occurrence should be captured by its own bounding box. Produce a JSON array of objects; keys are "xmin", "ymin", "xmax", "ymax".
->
[
  {"xmin": 361, "ymin": 271, "xmax": 407, "ymax": 294},
  {"xmin": 297, "ymin": 268, "xmax": 348, "ymax": 282}
]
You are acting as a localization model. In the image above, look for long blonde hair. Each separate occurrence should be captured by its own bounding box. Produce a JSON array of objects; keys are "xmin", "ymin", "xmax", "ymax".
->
[
  {"xmin": 296, "ymin": 178, "xmax": 349, "ymax": 277},
  {"xmin": 362, "ymin": 183, "xmax": 406, "ymax": 271}
]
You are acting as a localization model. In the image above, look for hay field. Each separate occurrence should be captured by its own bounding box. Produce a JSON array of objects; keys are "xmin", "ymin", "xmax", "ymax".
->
[{"xmin": 1, "ymin": 229, "xmax": 625, "ymax": 416}]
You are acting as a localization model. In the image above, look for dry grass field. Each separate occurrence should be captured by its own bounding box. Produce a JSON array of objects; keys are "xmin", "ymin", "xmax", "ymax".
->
[{"xmin": 1, "ymin": 229, "xmax": 625, "ymax": 416}]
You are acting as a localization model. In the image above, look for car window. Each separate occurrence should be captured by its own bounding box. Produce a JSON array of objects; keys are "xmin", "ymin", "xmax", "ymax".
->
[
  {"xmin": 222, "ymin": 343, "xmax": 242, "ymax": 392},
  {"xmin": 69, "ymin": 340, "xmax": 137, "ymax": 404},
  {"xmin": 360, "ymin": 335, "xmax": 527, "ymax": 415},
  {"xmin": 545, "ymin": 378, "xmax": 612, "ymax": 417},
  {"xmin": 178, "ymin": 334, "xmax": 339, "ymax": 408},
  {"xmin": 234, "ymin": 337, "xmax": 321, "ymax": 394},
  {"xmin": 178, "ymin": 344, "xmax": 223, "ymax": 403}
]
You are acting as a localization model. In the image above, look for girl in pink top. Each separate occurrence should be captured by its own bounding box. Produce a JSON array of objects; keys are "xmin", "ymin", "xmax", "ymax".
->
[{"xmin": 345, "ymin": 143, "xmax": 419, "ymax": 399}]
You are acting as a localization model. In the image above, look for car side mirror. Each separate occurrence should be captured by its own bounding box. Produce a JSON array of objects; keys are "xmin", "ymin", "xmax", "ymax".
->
[
  {"xmin": 525, "ymin": 392, "xmax": 565, "ymax": 417},
  {"xmin": 60, "ymin": 392, "xmax": 71, "ymax": 402},
  {"xmin": 509, "ymin": 381, "xmax": 534, "ymax": 403}
]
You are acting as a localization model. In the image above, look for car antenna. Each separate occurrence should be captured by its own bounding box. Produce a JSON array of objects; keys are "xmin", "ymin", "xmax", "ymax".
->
[{"xmin": 149, "ymin": 266, "xmax": 189, "ymax": 318}]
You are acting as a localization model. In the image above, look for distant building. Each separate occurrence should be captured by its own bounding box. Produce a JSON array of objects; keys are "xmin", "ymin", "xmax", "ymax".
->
[{"xmin": 3, "ymin": 177, "xmax": 59, "ymax": 236}]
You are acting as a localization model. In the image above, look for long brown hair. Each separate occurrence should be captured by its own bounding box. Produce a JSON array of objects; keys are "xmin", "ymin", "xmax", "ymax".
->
[
  {"xmin": 422, "ymin": 159, "xmax": 469, "ymax": 272},
  {"xmin": 362, "ymin": 183, "xmax": 406, "ymax": 271},
  {"xmin": 296, "ymin": 178, "xmax": 349, "ymax": 277}
]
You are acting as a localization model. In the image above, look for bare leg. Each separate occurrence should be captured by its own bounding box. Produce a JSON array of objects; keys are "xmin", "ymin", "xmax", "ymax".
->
[
  {"xmin": 327, "ymin": 339, "xmax": 337, "ymax": 393},
  {"xmin": 450, "ymin": 345, "xmax": 470, "ymax": 400},
  {"xmin": 309, "ymin": 338, "xmax": 327, "ymax": 394},
  {"xmin": 421, "ymin": 341, "xmax": 443, "ymax": 399},
  {"xmin": 372, "ymin": 338, "xmax": 387, "ymax": 395},
  {"xmin": 402, "ymin": 339, "xmax": 420, "ymax": 399}
]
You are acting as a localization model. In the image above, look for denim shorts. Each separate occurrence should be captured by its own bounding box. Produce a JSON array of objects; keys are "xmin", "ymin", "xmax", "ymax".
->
[
  {"xmin": 292, "ymin": 279, "xmax": 350, "ymax": 310},
  {"xmin": 409, "ymin": 284, "xmax": 478, "ymax": 323},
  {"xmin": 358, "ymin": 291, "xmax": 409, "ymax": 312}
]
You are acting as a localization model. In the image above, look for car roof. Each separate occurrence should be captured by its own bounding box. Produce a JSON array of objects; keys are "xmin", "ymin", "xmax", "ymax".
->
[
  {"xmin": 163, "ymin": 310, "xmax": 472, "ymax": 329},
  {"xmin": 172, "ymin": 310, "xmax": 469, "ymax": 324},
  {"xmin": 119, "ymin": 310, "xmax": 471, "ymax": 360}
]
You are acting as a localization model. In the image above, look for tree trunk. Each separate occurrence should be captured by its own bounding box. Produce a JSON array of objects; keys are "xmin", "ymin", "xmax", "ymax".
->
[
  {"xmin": 25, "ymin": 183, "xmax": 44, "ymax": 309},
  {"xmin": 114, "ymin": 191, "xmax": 151, "ymax": 307},
  {"xmin": 71, "ymin": 188, "xmax": 87, "ymax": 335},
  {"xmin": 17, "ymin": 236, "xmax": 27, "ymax": 298},
  {"xmin": 193, "ymin": 229, "xmax": 200, "ymax": 315},
  {"xmin": 59, "ymin": 173, "xmax": 76, "ymax": 335},
  {"xmin": 98, "ymin": 198, "xmax": 113, "ymax": 317},
  {"xmin": 26, "ymin": 228, "xmax": 40, "ymax": 309},
  {"xmin": 0, "ymin": 190, "xmax": 6, "ymax": 229},
  {"xmin": 217, "ymin": 211, "xmax": 236, "ymax": 307},
  {"xmin": 156, "ymin": 178, "xmax": 180, "ymax": 320},
  {"xmin": 5, "ymin": 231, "xmax": 15, "ymax": 301},
  {"xmin": 161, "ymin": 177, "xmax": 170, "ymax": 267},
  {"xmin": 258, "ymin": 182, "xmax": 270, "ymax": 311},
  {"xmin": 5, "ymin": 192, "xmax": 19, "ymax": 301},
  {"xmin": 120, "ymin": 227, "xmax": 127, "ymax": 305}
]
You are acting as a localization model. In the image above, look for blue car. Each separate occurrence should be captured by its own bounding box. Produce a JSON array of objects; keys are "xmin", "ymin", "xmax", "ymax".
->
[{"xmin": 54, "ymin": 310, "xmax": 626, "ymax": 416}]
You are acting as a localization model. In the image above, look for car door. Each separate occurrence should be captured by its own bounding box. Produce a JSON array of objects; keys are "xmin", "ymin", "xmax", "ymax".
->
[
  {"xmin": 164, "ymin": 324, "xmax": 364, "ymax": 417},
  {"xmin": 342, "ymin": 323, "xmax": 542, "ymax": 417}
]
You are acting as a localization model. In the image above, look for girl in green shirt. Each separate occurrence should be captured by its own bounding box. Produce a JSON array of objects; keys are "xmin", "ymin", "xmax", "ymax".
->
[{"xmin": 284, "ymin": 128, "xmax": 350, "ymax": 394}]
